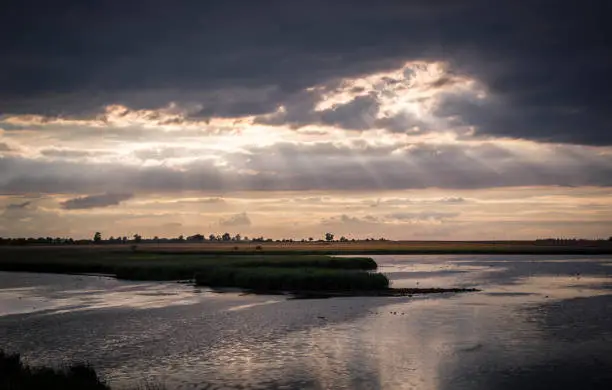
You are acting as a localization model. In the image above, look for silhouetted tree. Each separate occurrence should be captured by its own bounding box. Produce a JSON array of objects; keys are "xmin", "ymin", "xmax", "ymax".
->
[
  {"xmin": 93, "ymin": 232, "xmax": 102, "ymax": 243},
  {"xmin": 133, "ymin": 234, "xmax": 142, "ymax": 243},
  {"xmin": 234, "ymin": 234, "xmax": 241, "ymax": 241},
  {"xmin": 325, "ymin": 232, "xmax": 334, "ymax": 242},
  {"xmin": 222, "ymin": 232, "xmax": 231, "ymax": 241},
  {"xmin": 209, "ymin": 234, "xmax": 216, "ymax": 241},
  {"xmin": 309, "ymin": 237, "xmax": 314, "ymax": 242},
  {"xmin": 178, "ymin": 235, "xmax": 185, "ymax": 242},
  {"xmin": 187, "ymin": 234, "xmax": 204, "ymax": 242}
]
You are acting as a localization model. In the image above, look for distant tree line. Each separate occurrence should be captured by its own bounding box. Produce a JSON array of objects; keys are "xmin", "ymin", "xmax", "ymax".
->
[
  {"xmin": 535, "ymin": 237, "xmax": 612, "ymax": 244},
  {"xmin": 0, "ymin": 232, "xmax": 393, "ymax": 246}
]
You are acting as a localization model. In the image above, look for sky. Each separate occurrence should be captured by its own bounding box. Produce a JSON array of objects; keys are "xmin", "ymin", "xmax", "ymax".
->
[{"xmin": 1, "ymin": 0, "xmax": 611, "ymax": 240}]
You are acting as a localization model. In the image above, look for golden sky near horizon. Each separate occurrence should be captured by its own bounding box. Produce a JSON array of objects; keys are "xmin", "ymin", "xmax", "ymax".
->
[{"xmin": 2, "ymin": 61, "xmax": 612, "ymax": 240}]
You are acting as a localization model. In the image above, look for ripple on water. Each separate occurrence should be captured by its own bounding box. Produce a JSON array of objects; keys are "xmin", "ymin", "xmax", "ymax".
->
[{"xmin": 1, "ymin": 255, "xmax": 612, "ymax": 389}]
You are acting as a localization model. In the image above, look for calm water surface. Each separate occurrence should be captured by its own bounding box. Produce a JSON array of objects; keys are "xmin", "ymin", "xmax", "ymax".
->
[{"xmin": 1, "ymin": 255, "xmax": 611, "ymax": 389}]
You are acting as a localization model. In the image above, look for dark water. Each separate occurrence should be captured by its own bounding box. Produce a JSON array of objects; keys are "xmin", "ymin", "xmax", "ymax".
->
[{"xmin": 1, "ymin": 255, "xmax": 611, "ymax": 389}]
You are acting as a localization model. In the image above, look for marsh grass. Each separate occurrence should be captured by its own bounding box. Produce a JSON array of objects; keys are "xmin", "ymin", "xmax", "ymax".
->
[
  {"xmin": 0, "ymin": 350, "xmax": 109, "ymax": 390},
  {"xmin": 0, "ymin": 250, "xmax": 388, "ymax": 291},
  {"xmin": 195, "ymin": 266, "xmax": 389, "ymax": 291},
  {"xmin": 228, "ymin": 256, "xmax": 377, "ymax": 270}
]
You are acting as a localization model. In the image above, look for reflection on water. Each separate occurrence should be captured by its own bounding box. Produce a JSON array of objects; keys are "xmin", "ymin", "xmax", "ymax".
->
[
  {"xmin": 1, "ymin": 255, "xmax": 611, "ymax": 389},
  {"xmin": 0, "ymin": 273, "xmax": 208, "ymax": 316}
]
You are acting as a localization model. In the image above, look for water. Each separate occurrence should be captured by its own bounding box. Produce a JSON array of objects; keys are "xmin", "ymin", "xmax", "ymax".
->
[{"xmin": 1, "ymin": 255, "xmax": 611, "ymax": 389}]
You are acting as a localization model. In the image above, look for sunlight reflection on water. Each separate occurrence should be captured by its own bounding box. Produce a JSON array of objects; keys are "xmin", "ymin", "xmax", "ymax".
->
[{"xmin": 1, "ymin": 255, "xmax": 611, "ymax": 389}]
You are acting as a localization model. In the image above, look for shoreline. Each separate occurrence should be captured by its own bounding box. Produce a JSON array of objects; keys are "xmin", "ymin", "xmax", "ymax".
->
[
  {"xmin": 255, "ymin": 287, "xmax": 481, "ymax": 299},
  {"xmin": 0, "ymin": 269, "xmax": 480, "ymax": 299},
  {"xmin": 2, "ymin": 243, "xmax": 612, "ymax": 255}
]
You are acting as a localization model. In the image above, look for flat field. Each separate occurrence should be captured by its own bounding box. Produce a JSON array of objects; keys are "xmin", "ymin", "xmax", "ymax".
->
[{"xmin": 3, "ymin": 240, "xmax": 608, "ymax": 254}]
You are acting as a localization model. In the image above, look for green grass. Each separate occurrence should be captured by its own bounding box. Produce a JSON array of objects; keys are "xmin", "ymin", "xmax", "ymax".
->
[
  {"xmin": 228, "ymin": 256, "xmax": 377, "ymax": 269},
  {"xmin": 194, "ymin": 266, "xmax": 389, "ymax": 291},
  {"xmin": 0, "ymin": 249, "xmax": 387, "ymax": 292}
]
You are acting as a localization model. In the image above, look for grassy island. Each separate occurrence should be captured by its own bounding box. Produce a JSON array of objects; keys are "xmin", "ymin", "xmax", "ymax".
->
[
  {"xmin": 0, "ymin": 248, "xmax": 390, "ymax": 292},
  {"xmin": 0, "ymin": 247, "xmax": 479, "ymax": 296}
]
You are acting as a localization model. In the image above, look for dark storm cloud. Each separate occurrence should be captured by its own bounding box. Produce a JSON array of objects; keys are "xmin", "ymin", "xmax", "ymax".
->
[
  {"xmin": 2, "ymin": 1, "xmax": 610, "ymax": 144},
  {"xmin": 320, "ymin": 95, "xmax": 381, "ymax": 130},
  {"xmin": 60, "ymin": 193, "xmax": 134, "ymax": 210},
  {"xmin": 255, "ymin": 89, "xmax": 386, "ymax": 131}
]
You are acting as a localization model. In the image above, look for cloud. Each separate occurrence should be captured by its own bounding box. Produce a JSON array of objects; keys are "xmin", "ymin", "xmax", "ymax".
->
[
  {"xmin": 2, "ymin": 138, "xmax": 612, "ymax": 195},
  {"xmin": 320, "ymin": 95, "xmax": 381, "ymax": 130},
  {"xmin": 254, "ymin": 62, "xmax": 469, "ymax": 133},
  {"xmin": 362, "ymin": 215, "xmax": 380, "ymax": 222},
  {"xmin": 60, "ymin": 193, "xmax": 134, "ymax": 210},
  {"xmin": 132, "ymin": 146, "xmax": 216, "ymax": 161},
  {"xmin": 1, "ymin": 1, "xmax": 610, "ymax": 145},
  {"xmin": 40, "ymin": 148, "xmax": 94, "ymax": 159},
  {"xmin": 321, "ymin": 211, "xmax": 459, "ymax": 226},
  {"xmin": 197, "ymin": 197, "xmax": 226, "ymax": 204},
  {"xmin": 0, "ymin": 106, "xmax": 241, "ymax": 145},
  {"xmin": 437, "ymin": 197, "xmax": 466, "ymax": 203},
  {"xmin": 433, "ymin": 93, "xmax": 612, "ymax": 145},
  {"xmin": 385, "ymin": 211, "xmax": 459, "ymax": 221},
  {"xmin": 133, "ymin": 147, "xmax": 189, "ymax": 161},
  {"xmin": 2, "ymin": 186, "xmax": 611, "ymax": 240},
  {"xmin": 290, "ymin": 196, "xmax": 329, "ymax": 204},
  {"xmin": 6, "ymin": 201, "xmax": 31, "ymax": 210},
  {"xmin": 369, "ymin": 196, "xmax": 467, "ymax": 207},
  {"xmin": 219, "ymin": 212, "xmax": 252, "ymax": 227},
  {"xmin": 321, "ymin": 214, "xmax": 377, "ymax": 225}
]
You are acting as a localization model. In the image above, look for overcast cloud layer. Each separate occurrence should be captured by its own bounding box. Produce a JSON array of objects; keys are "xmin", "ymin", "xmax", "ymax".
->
[
  {"xmin": 1, "ymin": 1, "xmax": 611, "ymax": 239},
  {"xmin": 3, "ymin": 0, "xmax": 611, "ymax": 144}
]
